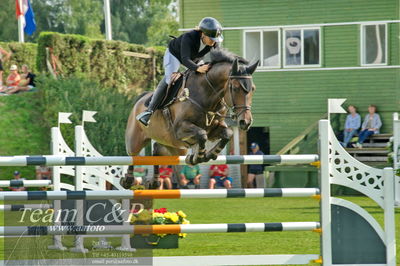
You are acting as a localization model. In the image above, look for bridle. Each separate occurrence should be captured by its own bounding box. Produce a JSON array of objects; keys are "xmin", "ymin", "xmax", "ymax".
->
[
  {"xmin": 188, "ymin": 71, "xmax": 252, "ymax": 124},
  {"xmin": 227, "ymin": 75, "xmax": 252, "ymax": 119}
]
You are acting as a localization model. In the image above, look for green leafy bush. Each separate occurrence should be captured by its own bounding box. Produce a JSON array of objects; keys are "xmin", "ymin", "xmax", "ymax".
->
[
  {"xmin": 39, "ymin": 75, "xmax": 135, "ymax": 155},
  {"xmin": 37, "ymin": 32, "xmax": 165, "ymax": 95}
]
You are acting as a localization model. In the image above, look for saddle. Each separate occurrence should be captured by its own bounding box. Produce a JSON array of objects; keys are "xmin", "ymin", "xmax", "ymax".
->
[{"xmin": 144, "ymin": 71, "xmax": 189, "ymax": 109}]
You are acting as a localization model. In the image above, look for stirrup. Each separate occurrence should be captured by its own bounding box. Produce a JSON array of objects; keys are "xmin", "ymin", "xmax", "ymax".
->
[{"xmin": 136, "ymin": 111, "xmax": 153, "ymax": 127}]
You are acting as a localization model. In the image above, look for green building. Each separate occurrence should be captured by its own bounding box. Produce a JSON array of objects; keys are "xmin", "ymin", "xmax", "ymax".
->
[{"xmin": 179, "ymin": 0, "xmax": 400, "ymax": 154}]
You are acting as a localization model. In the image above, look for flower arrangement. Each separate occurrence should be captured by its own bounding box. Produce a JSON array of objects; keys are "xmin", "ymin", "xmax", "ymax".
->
[{"xmin": 130, "ymin": 208, "xmax": 190, "ymax": 238}]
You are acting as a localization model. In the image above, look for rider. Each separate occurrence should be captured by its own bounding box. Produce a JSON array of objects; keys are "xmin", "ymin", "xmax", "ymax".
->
[{"xmin": 136, "ymin": 17, "xmax": 224, "ymax": 127}]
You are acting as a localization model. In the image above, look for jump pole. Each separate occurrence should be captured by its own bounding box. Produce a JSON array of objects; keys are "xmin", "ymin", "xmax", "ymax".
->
[
  {"xmin": 0, "ymin": 180, "xmax": 51, "ymax": 187},
  {"xmin": 0, "ymin": 154, "xmax": 319, "ymax": 166},
  {"xmin": 0, "ymin": 188, "xmax": 320, "ymax": 200},
  {"xmin": 1, "ymin": 222, "xmax": 320, "ymax": 236}
]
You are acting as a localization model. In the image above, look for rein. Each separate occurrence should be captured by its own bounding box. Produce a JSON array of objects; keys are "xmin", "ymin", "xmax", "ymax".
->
[
  {"xmin": 228, "ymin": 75, "xmax": 252, "ymax": 119},
  {"xmin": 182, "ymin": 67, "xmax": 253, "ymax": 126}
]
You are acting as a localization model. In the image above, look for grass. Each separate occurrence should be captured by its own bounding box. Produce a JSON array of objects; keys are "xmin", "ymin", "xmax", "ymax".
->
[
  {"xmin": 0, "ymin": 93, "xmax": 48, "ymax": 179},
  {"xmin": 0, "ymin": 196, "xmax": 399, "ymax": 265}
]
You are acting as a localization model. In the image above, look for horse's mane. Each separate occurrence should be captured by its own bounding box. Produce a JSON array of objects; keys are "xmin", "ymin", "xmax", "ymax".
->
[{"xmin": 210, "ymin": 48, "xmax": 249, "ymax": 65}]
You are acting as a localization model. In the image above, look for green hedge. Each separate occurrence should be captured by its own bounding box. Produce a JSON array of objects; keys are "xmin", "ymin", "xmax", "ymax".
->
[
  {"xmin": 39, "ymin": 75, "xmax": 133, "ymax": 156},
  {"xmin": 37, "ymin": 32, "xmax": 165, "ymax": 95},
  {"xmin": 0, "ymin": 42, "xmax": 37, "ymax": 75}
]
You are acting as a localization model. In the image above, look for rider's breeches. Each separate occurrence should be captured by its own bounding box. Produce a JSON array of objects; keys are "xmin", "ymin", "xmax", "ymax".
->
[{"xmin": 163, "ymin": 49, "xmax": 181, "ymax": 84}]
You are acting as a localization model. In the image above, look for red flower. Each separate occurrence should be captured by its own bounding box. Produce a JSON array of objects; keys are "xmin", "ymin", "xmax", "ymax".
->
[{"xmin": 154, "ymin": 208, "xmax": 167, "ymax": 214}]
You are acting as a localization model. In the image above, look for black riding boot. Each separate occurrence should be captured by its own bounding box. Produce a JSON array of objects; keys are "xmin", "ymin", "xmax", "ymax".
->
[{"xmin": 136, "ymin": 77, "xmax": 168, "ymax": 127}]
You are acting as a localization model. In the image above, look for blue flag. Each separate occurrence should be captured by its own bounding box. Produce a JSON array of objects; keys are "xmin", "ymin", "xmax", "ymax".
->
[{"xmin": 24, "ymin": 0, "xmax": 36, "ymax": 35}]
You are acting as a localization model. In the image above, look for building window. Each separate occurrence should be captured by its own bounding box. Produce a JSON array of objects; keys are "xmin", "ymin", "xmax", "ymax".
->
[
  {"xmin": 244, "ymin": 30, "xmax": 280, "ymax": 68},
  {"xmin": 283, "ymin": 28, "xmax": 320, "ymax": 67},
  {"xmin": 361, "ymin": 24, "xmax": 387, "ymax": 66}
]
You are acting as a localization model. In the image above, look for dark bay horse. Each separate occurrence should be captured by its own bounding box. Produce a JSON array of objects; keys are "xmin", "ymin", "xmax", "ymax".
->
[{"xmin": 121, "ymin": 49, "xmax": 258, "ymax": 189}]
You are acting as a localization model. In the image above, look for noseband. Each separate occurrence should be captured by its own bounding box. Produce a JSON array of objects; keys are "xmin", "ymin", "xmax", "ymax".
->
[{"xmin": 203, "ymin": 72, "xmax": 253, "ymax": 121}]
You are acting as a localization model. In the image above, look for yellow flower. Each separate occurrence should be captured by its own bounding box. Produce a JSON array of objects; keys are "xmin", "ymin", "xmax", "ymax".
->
[
  {"xmin": 152, "ymin": 212, "xmax": 164, "ymax": 219},
  {"xmin": 177, "ymin": 210, "xmax": 187, "ymax": 218},
  {"xmin": 130, "ymin": 215, "xmax": 137, "ymax": 223},
  {"xmin": 179, "ymin": 233, "xmax": 187, "ymax": 238},
  {"xmin": 137, "ymin": 210, "xmax": 152, "ymax": 222},
  {"xmin": 157, "ymin": 233, "xmax": 167, "ymax": 238},
  {"xmin": 163, "ymin": 212, "xmax": 172, "ymax": 219},
  {"xmin": 182, "ymin": 218, "xmax": 190, "ymax": 224},
  {"xmin": 170, "ymin": 213, "xmax": 179, "ymax": 223}
]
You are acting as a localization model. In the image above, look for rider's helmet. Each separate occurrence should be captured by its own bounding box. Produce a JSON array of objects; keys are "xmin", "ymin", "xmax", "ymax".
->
[{"xmin": 198, "ymin": 17, "xmax": 224, "ymax": 43}]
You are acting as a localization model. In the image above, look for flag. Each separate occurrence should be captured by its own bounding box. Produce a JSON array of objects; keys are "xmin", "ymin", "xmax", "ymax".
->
[
  {"xmin": 58, "ymin": 112, "xmax": 72, "ymax": 124},
  {"xmin": 328, "ymin": 98, "xmax": 347, "ymax": 114},
  {"xmin": 15, "ymin": 0, "xmax": 36, "ymax": 36},
  {"xmin": 82, "ymin": 111, "xmax": 97, "ymax": 123}
]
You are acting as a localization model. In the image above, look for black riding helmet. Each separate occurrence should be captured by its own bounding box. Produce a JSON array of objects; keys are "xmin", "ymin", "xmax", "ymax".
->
[{"xmin": 198, "ymin": 17, "xmax": 224, "ymax": 43}]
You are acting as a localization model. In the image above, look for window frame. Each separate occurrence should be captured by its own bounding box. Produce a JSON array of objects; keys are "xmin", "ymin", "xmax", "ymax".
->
[
  {"xmin": 243, "ymin": 29, "xmax": 281, "ymax": 69},
  {"xmin": 360, "ymin": 23, "xmax": 388, "ymax": 66},
  {"xmin": 282, "ymin": 27, "xmax": 321, "ymax": 68}
]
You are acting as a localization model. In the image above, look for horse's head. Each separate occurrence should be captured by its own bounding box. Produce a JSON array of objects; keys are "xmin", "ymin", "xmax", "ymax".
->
[{"xmin": 226, "ymin": 58, "xmax": 258, "ymax": 131}]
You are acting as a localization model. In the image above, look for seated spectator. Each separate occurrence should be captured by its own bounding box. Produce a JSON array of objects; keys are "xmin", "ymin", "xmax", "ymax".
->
[
  {"xmin": 9, "ymin": 171, "xmax": 26, "ymax": 191},
  {"xmin": 36, "ymin": 165, "xmax": 52, "ymax": 191},
  {"xmin": 209, "ymin": 164, "xmax": 232, "ymax": 189},
  {"xmin": 246, "ymin": 142, "xmax": 265, "ymax": 188},
  {"xmin": 159, "ymin": 165, "xmax": 173, "ymax": 190},
  {"xmin": 0, "ymin": 46, "xmax": 11, "ymax": 87},
  {"xmin": 180, "ymin": 165, "xmax": 201, "ymax": 189},
  {"xmin": 353, "ymin": 105, "xmax": 382, "ymax": 148},
  {"xmin": 6, "ymin": 64, "xmax": 36, "ymax": 94},
  {"xmin": 341, "ymin": 105, "xmax": 361, "ymax": 148},
  {"xmin": 132, "ymin": 165, "xmax": 147, "ymax": 186},
  {"xmin": 0, "ymin": 65, "xmax": 20, "ymax": 94}
]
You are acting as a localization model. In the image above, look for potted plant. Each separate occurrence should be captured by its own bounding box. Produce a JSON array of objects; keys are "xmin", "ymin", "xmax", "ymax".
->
[{"xmin": 130, "ymin": 208, "xmax": 189, "ymax": 249}]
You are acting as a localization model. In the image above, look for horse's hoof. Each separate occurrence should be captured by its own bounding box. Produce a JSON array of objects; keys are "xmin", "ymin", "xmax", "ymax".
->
[
  {"xmin": 120, "ymin": 175, "xmax": 134, "ymax": 189},
  {"xmin": 205, "ymin": 152, "xmax": 218, "ymax": 161},
  {"xmin": 185, "ymin": 154, "xmax": 195, "ymax": 165},
  {"xmin": 150, "ymin": 180, "xmax": 161, "ymax": 189}
]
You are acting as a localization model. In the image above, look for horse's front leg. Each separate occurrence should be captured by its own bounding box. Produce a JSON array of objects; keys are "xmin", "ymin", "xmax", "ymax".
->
[
  {"xmin": 205, "ymin": 124, "xmax": 233, "ymax": 162},
  {"xmin": 175, "ymin": 121, "xmax": 208, "ymax": 165}
]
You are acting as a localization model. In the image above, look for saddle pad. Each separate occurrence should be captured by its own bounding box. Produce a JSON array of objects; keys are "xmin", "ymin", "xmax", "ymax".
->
[{"xmin": 144, "ymin": 76, "xmax": 184, "ymax": 108}]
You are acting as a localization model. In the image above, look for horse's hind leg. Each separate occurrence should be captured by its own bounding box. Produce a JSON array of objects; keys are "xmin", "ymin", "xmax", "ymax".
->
[{"xmin": 121, "ymin": 119, "xmax": 150, "ymax": 189}]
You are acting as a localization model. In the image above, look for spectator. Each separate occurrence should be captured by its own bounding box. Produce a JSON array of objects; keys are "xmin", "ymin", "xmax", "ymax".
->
[
  {"xmin": 36, "ymin": 165, "xmax": 52, "ymax": 191},
  {"xmin": 180, "ymin": 165, "xmax": 201, "ymax": 189},
  {"xmin": 353, "ymin": 105, "xmax": 382, "ymax": 148},
  {"xmin": 9, "ymin": 171, "xmax": 26, "ymax": 191},
  {"xmin": 36, "ymin": 165, "xmax": 52, "ymax": 180},
  {"xmin": 246, "ymin": 142, "xmax": 265, "ymax": 188},
  {"xmin": 0, "ymin": 65, "xmax": 20, "ymax": 94},
  {"xmin": 209, "ymin": 164, "xmax": 232, "ymax": 189},
  {"xmin": 0, "ymin": 46, "xmax": 11, "ymax": 87},
  {"xmin": 132, "ymin": 165, "xmax": 147, "ymax": 186},
  {"xmin": 7, "ymin": 64, "xmax": 36, "ymax": 94},
  {"xmin": 341, "ymin": 105, "xmax": 361, "ymax": 148},
  {"xmin": 159, "ymin": 165, "xmax": 173, "ymax": 190}
]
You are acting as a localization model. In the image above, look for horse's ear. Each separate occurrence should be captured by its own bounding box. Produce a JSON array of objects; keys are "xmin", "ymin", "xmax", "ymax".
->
[
  {"xmin": 231, "ymin": 58, "xmax": 239, "ymax": 74},
  {"xmin": 246, "ymin": 60, "xmax": 259, "ymax": 75}
]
